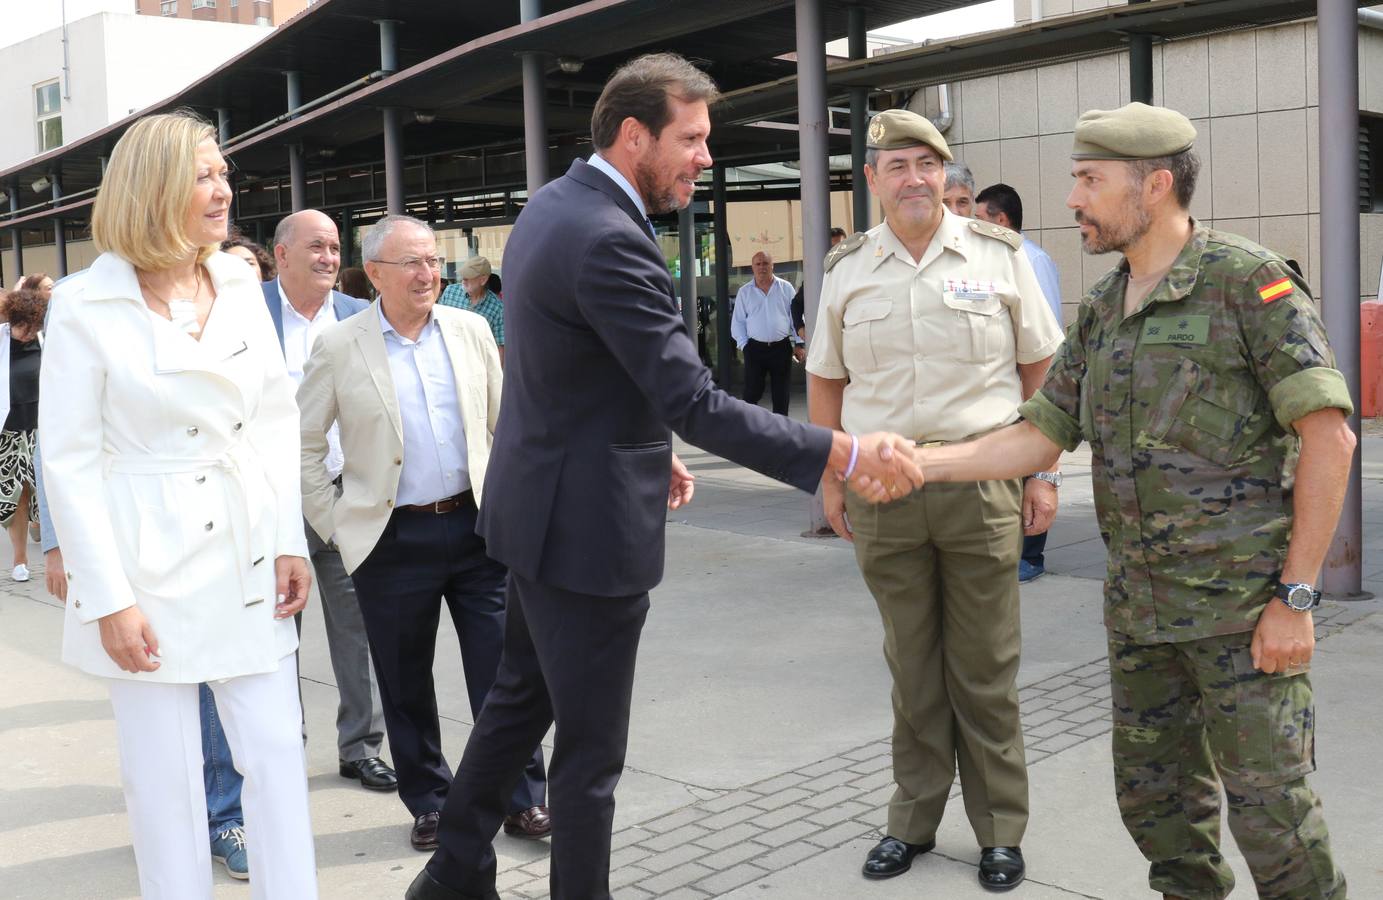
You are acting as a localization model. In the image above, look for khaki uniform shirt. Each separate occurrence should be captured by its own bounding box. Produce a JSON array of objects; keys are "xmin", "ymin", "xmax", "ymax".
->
[
  {"xmin": 807, "ymin": 209, "xmax": 1064, "ymax": 441},
  {"xmin": 1019, "ymin": 223, "xmax": 1354, "ymax": 643}
]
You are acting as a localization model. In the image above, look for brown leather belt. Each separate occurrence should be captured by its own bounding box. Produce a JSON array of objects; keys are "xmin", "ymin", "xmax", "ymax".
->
[{"xmin": 395, "ymin": 491, "xmax": 472, "ymax": 514}]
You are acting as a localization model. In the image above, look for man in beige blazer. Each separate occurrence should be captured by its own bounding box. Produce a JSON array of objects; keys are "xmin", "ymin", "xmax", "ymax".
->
[{"xmin": 296, "ymin": 214, "xmax": 548, "ymax": 853}]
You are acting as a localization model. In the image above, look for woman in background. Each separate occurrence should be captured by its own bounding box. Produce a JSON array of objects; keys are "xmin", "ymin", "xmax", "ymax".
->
[
  {"xmin": 221, "ymin": 234, "xmax": 275, "ymax": 281},
  {"xmin": 1, "ymin": 287, "xmax": 46, "ymax": 582}
]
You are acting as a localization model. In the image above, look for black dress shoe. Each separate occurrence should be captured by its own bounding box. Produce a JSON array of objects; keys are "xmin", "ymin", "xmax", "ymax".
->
[
  {"xmin": 339, "ymin": 756, "xmax": 399, "ymax": 791},
  {"xmin": 978, "ymin": 846, "xmax": 1025, "ymax": 892},
  {"xmin": 861, "ymin": 835, "xmax": 936, "ymax": 879},
  {"xmin": 411, "ymin": 812, "xmax": 441, "ymax": 851},
  {"xmin": 404, "ymin": 868, "xmax": 500, "ymax": 900}
]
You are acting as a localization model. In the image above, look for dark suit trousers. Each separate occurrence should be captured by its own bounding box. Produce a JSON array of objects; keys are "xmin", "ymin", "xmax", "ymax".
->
[
  {"xmin": 742, "ymin": 338, "xmax": 793, "ymax": 416},
  {"xmin": 427, "ymin": 571, "xmax": 650, "ymax": 900},
  {"xmin": 349, "ymin": 499, "xmax": 546, "ymax": 818}
]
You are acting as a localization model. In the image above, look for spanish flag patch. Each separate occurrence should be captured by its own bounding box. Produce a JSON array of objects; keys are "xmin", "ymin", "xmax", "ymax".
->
[{"xmin": 1258, "ymin": 277, "xmax": 1293, "ymax": 304}]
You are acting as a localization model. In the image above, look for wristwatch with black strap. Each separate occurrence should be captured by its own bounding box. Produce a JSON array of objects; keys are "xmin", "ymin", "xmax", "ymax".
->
[{"xmin": 1274, "ymin": 582, "xmax": 1322, "ymax": 612}]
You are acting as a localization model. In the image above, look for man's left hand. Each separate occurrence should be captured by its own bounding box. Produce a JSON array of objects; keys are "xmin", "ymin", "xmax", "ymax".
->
[
  {"xmin": 1022, "ymin": 478, "xmax": 1057, "ymax": 536},
  {"xmin": 792, "ymin": 346, "xmax": 807, "ymax": 364},
  {"xmin": 1251, "ymin": 600, "xmax": 1315, "ymax": 674},
  {"xmin": 669, "ymin": 453, "xmax": 695, "ymax": 510}
]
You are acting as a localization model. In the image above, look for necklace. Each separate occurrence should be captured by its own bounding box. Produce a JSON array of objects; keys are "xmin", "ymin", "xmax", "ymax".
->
[{"xmin": 140, "ymin": 267, "xmax": 204, "ymax": 336}]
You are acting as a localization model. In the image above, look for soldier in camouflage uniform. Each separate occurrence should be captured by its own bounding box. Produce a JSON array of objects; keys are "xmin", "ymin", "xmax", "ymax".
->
[{"xmin": 903, "ymin": 103, "xmax": 1355, "ymax": 899}]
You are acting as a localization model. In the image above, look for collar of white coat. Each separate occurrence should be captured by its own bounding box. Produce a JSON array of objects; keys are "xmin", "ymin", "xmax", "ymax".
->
[
  {"xmin": 81, "ymin": 250, "xmax": 259, "ymax": 304},
  {"xmin": 871, "ymin": 206, "xmax": 970, "ymax": 271}
]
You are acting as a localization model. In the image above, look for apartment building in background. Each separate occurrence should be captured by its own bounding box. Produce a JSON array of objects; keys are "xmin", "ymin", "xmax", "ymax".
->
[{"xmin": 136, "ymin": 0, "xmax": 310, "ymax": 27}]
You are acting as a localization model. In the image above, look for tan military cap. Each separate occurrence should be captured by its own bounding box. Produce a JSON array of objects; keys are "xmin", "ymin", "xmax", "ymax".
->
[
  {"xmin": 1070, "ymin": 102, "xmax": 1196, "ymax": 160},
  {"xmin": 865, "ymin": 109, "xmax": 953, "ymax": 161},
  {"xmin": 458, "ymin": 256, "xmax": 492, "ymax": 279}
]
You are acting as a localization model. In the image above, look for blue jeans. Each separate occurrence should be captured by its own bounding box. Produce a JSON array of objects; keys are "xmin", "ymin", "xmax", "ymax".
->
[{"xmin": 200, "ymin": 683, "xmax": 245, "ymax": 837}]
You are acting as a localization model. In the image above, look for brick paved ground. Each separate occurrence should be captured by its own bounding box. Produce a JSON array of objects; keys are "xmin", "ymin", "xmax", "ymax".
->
[{"xmin": 498, "ymin": 596, "xmax": 1380, "ymax": 899}]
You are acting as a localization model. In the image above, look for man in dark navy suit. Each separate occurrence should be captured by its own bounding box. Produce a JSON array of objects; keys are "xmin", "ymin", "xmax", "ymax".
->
[
  {"xmin": 408, "ymin": 54, "xmax": 923, "ymax": 900},
  {"xmin": 263, "ymin": 209, "xmax": 397, "ymax": 794}
]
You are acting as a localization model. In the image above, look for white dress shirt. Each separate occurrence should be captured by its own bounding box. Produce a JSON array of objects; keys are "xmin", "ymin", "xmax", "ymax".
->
[
  {"xmin": 588, "ymin": 152, "xmax": 658, "ymax": 239},
  {"xmin": 377, "ymin": 304, "xmax": 469, "ymax": 505},
  {"xmin": 278, "ymin": 284, "xmax": 344, "ymax": 478},
  {"xmin": 731, "ymin": 276, "xmax": 799, "ymax": 348}
]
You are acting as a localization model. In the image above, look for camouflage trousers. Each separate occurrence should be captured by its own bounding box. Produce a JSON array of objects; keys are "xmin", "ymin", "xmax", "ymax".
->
[{"xmin": 1108, "ymin": 630, "xmax": 1346, "ymax": 900}]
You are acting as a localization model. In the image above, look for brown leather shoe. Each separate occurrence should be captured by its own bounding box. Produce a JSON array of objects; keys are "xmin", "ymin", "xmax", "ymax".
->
[
  {"xmin": 411, "ymin": 811, "xmax": 441, "ymax": 851},
  {"xmin": 502, "ymin": 806, "xmax": 551, "ymax": 838}
]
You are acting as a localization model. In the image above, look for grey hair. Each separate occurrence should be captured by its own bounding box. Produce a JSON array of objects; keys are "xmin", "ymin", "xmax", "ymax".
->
[
  {"xmin": 944, "ymin": 161, "xmax": 975, "ymax": 194},
  {"xmin": 362, "ymin": 214, "xmax": 433, "ymax": 263},
  {"xmin": 865, "ymin": 147, "xmax": 879, "ymax": 169},
  {"xmin": 1127, "ymin": 149, "xmax": 1202, "ymax": 210}
]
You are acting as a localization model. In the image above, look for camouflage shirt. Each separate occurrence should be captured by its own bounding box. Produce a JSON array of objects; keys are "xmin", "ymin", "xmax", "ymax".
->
[{"xmin": 1019, "ymin": 223, "xmax": 1353, "ymax": 643}]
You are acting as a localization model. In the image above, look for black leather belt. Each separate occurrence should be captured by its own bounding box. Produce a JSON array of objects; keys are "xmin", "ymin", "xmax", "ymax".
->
[{"xmin": 395, "ymin": 491, "xmax": 473, "ymax": 514}]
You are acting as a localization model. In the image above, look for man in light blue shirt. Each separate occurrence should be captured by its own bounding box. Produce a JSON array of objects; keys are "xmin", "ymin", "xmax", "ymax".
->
[
  {"xmin": 298, "ymin": 214, "xmax": 549, "ymax": 852},
  {"xmin": 731, "ymin": 250, "xmax": 804, "ymax": 415},
  {"xmin": 975, "ymin": 182, "xmax": 1064, "ymax": 583}
]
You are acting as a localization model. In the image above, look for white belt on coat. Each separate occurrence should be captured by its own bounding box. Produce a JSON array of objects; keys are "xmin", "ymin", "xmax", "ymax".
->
[{"xmin": 102, "ymin": 444, "xmax": 267, "ymax": 608}]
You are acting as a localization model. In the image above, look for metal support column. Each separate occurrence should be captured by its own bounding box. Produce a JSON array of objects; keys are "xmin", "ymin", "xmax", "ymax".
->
[
  {"xmin": 377, "ymin": 19, "xmax": 398, "ymax": 74},
  {"xmin": 341, "ymin": 207, "xmax": 353, "ymax": 267},
  {"xmin": 288, "ymin": 143, "xmax": 306, "ymax": 212},
  {"xmin": 285, "ymin": 70, "xmax": 302, "ymax": 115},
  {"xmin": 713, "ymin": 164, "xmax": 733, "ymax": 388},
  {"xmin": 216, "ymin": 107, "xmax": 231, "ymax": 145},
  {"xmin": 51, "ymin": 171, "xmax": 67, "ymax": 277},
  {"xmin": 796, "ymin": 0, "xmax": 832, "ymax": 534},
  {"xmin": 382, "ymin": 107, "xmax": 404, "ymax": 215},
  {"xmin": 679, "ymin": 204, "xmax": 696, "ymax": 338},
  {"xmin": 520, "ymin": 0, "xmax": 548, "ymax": 193},
  {"xmin": 1320, "ymin": 0, "xmax": 1364, "ymax": 596},
  {"xmin": 1128, "ymin": 0, "xmax": 1153, "ymax": 103},
  {"xmin": 848, "ymin": 5, "xmax": 870, "ymax": 232},
  {"xmin": 9, "ymin": 186, "xmax": 23, "ymax": 277}
]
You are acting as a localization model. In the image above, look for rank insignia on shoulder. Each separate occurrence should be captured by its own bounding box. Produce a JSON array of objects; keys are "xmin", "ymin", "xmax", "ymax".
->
[
  {"xmin": 1258, "ymin": 276, "xmax": 1293, "ymax": 304},
  {"xmin": 824, "ymin": 231, "xmax": 870, "ymax": 272}
]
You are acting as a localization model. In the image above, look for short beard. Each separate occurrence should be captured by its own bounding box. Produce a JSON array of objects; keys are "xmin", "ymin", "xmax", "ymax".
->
[
  {"xmin": 634, "ymin": 153, "xmax": 681, "ymax": 216},
  {"xmin": 1076, "ymin": 187, "xmax": 1152, "ymax": 255}
]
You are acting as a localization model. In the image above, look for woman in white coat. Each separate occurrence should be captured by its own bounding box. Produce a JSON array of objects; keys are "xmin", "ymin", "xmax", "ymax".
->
[{"xmin": 39, "ymin": 111, "xmax": 318, "ymax": 899}]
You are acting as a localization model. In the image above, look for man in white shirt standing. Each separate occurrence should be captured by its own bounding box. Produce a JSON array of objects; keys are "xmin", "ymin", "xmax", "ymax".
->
[
  {"xmin": 974, "ymin": 183, "xmax": 1065, "ymax": 584},
  {"xmin": 731, "ymin": 250, "xmax": 804, "ymax": 416},
  {"xmin": 262, "ymin": 210, "xmax": 397, "ymax": 791}
]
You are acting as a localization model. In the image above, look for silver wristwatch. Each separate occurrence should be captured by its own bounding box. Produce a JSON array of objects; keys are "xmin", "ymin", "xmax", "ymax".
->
[
  {"xmin": 1030, "ymin": 471, "xmax": 1062, "ymax": 488},
  {"xmin": 1274, "ymin": 582, "xmax": 1321, "ymax": 612}
]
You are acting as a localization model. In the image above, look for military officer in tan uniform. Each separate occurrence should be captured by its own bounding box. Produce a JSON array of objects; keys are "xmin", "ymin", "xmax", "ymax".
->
[{"xmin": 807, "ymin": 109, "xmax": 1064, "ymax": 892}]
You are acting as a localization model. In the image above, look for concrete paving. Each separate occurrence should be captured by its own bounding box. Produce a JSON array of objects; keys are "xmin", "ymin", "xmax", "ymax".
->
[{"xmin": 1, "ymin": 402, "xmax": 1380, "ymax": 899}]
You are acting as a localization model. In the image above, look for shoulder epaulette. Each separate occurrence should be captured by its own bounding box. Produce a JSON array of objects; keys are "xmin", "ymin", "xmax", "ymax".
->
[
  {"xmin": 968, "ymin": 219, "xmax": 1024, "ymax": 252},
  {"xmin": 824, "ymin": 232, "xmax": 869, "ymax": 273}
]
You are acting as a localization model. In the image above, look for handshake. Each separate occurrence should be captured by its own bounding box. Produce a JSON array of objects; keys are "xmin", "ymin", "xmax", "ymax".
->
[
  {"xmin": 830, "ymin": 432, "xmax": 925, "ymax": 504},
  {"xmin": 821, "ymin": 432, "xmax": 926, "ymax": 542}
]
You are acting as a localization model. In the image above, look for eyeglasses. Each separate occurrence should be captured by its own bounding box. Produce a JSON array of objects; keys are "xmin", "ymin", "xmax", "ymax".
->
[{"xmin": 375, "ymin": 256, "xmax": 442, "ymax": 273}]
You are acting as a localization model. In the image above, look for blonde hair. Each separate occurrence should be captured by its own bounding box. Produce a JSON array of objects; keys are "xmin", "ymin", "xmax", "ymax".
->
[{"xmin": 91, "ymin": 110, "xmax": 219, "ymax": 271}]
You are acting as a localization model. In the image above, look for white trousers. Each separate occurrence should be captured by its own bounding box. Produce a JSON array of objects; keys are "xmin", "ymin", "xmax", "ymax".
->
[{"xmin": 106, "ymin": 655, "xmax": 318, "ymax": 900}]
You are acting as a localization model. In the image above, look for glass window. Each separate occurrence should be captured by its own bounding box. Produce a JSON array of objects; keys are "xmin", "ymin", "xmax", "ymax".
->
[
  {"xmin": 254, "ymin": 15, "xmax": 270, "ymax": 25},
  {"xmin": 191, "ymin": 0, "xmax": 216, "ymax": 8},
  {"xmin": 160, "ymin": 0, "xmax": 176, "ymax": 12},
  {"xmin": 34, "ymin": 81, "xmax": 62, "ymax": 153}
]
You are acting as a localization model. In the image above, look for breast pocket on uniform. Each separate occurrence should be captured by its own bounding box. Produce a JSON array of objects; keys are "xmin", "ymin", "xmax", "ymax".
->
[
  {"xmin": 841, "ymin": 299, "xmax": 892, "ymax": 372},
  {"xmin": 1143, "ymin": 357, "xmax": 1262, "ymax": 466},
  {"xmin": 941, "ymin": 290, "xmax": 1005, "ymax": 362}
]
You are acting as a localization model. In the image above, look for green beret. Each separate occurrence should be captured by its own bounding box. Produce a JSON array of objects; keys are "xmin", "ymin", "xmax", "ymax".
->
[
  {"xmin": 458, "ymin": 256, "xmax": 492, "ymax": 280},
  {"xmin": 866, "ymin": 109, "xmax": 953, "ymax": 161},
  {"xmin": 1071, "ymin": 102, "xmax": 1196, "ymax": 160}
]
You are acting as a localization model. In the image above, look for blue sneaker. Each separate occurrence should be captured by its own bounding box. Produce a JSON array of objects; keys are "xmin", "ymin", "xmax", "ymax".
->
[
  {"xmin": 211, "ymin": 825, "xmax": 249, "ymax": 880},
  {"xmin": 1018, "ymin": 560, "xmax": 1045, "ymax": 584}
]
